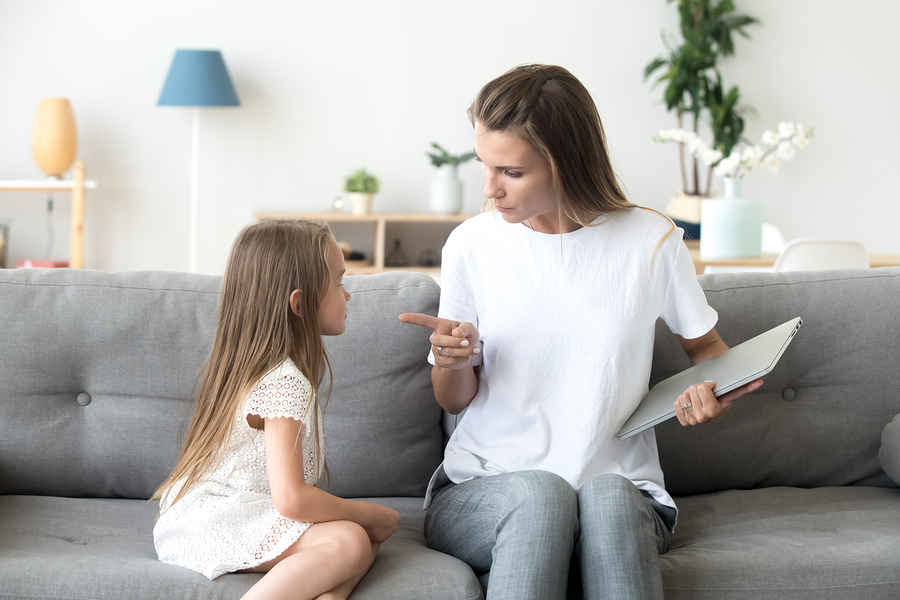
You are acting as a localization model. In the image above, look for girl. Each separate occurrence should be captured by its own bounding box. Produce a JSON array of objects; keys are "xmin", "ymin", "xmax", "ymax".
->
[
  {"xmin": 400, "ymin": 64, "xmax": 762, "ymax": 600},
  {"xmin": 154, "ymin": 219, "xmax": 400, "ymax": 600}
]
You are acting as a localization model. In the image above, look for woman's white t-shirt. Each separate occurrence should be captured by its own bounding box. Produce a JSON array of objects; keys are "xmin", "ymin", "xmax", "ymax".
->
[{"xmin": 429, "ymin": 208, "xmax": 717, "ymax": 510}]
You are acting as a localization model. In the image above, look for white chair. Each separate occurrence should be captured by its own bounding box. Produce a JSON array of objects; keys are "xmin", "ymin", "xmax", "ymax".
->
[
  {"xmin": 771, "ymin": 238, "xmax": 869, "ymax": 272},
  {"xmin": 761, "ymin": 222, "xmax": 787, "ymax": 254},
  {"xmin": 702, "ymin": 222, "xmax": 786, "ymax": 274}
]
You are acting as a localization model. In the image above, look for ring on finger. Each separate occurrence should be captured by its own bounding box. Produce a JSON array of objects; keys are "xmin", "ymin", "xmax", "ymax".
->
[
  {"xmin": 437, "ymin": 346, "xmax": 444, "ymax": 358},
  {"xmin": 681, "ymin": 402, "xmax": 693, "ymax": 409}
]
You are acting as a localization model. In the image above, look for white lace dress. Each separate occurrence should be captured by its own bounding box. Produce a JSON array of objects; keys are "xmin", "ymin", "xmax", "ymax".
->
[{"xmin": 154, "ymin": 359, "xmax": 324, "ymax": 579}]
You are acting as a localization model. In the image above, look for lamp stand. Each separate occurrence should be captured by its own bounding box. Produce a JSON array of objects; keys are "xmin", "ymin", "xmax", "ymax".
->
[{"xmin": 190, "ymin": 106, "xmax": 200, "ymax": 273}]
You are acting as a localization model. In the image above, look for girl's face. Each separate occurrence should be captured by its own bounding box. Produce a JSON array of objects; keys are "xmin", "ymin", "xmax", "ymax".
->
[
  {"xmin": 474, "ymin": 122, "xmax": 564, "ymax": 233},
  {"xmin": 318, "ymin": 240, "xmax": 351, "ymax": 336}
]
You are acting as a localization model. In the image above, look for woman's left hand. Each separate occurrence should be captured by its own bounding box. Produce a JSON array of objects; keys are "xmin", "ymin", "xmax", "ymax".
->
[{"xmin": 674, "ymin": 378, "xmax": 763, "ymax": 426}]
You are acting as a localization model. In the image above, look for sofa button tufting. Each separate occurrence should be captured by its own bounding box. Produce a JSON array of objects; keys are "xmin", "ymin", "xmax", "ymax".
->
[
  {"xmin": 781, "ymin": 388, "xmax": 796, "ymax": 402},
  {"xmin": 76, "ymin": 393, "xmax": 91, "ymax": 406}
]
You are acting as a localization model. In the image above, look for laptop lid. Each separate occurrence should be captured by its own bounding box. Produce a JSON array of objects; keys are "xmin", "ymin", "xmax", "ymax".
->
[{"xmin": 616, "ymin": 317, "xmax": 802, "ymax": 440}]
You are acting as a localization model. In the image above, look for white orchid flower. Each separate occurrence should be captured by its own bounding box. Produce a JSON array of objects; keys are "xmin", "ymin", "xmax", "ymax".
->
[
  {"xmin": 762, "ymin": 130, "xmax": 780, "ymax": 146},
  {"xmin": 655, "ymin": 121, "xmax": 812, "ymax": 180},
  {"xmin": 686, "ymin": 138, "xmax": 706, "ymax": 154},
  {"xmin": 742, "ymin": 146, "xmax": 762, "ymax": 163},
  {"xmin": 778, "ymin": 122, "xmax": 796, "ymax": 138},
  {"xmin": 776, "ymin": 142, "xmax": 796, "ymax": 161},
  {"xmin": 792, "ymin": 134, "xmax": 810, "ymax": 149},
  {"xmin": 701, "ymin": 149, "xmax": 724, "ymax": 165},
  {"xmin": 713, "ymin": 151, "xmax": 741, "ymax": 177}
]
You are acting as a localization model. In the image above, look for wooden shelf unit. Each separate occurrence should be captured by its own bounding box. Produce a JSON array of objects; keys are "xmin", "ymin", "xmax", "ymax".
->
[
  {"xmin": 255, "ymin": 211, "xmax": 476, "ymax": 276},
  {"xmin": 0, "ymin": 161, "xmax": 97, "ymax": 268}
]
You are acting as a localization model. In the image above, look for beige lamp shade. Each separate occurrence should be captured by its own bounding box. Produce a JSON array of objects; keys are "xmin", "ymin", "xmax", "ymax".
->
[{"xmin": 31, "ymin": 98, "xmax": 78, "ymax": 177}]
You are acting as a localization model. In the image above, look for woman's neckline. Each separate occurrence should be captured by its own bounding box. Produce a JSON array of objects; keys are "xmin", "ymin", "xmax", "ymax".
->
[{"xmin": 507, "ymin": 211, "xmax": 611, "ymax": 241}]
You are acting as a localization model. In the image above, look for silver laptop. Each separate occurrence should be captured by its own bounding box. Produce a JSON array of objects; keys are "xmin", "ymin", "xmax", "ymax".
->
[{"xmin": 617, "ymin": 317, "xmax": 802, "ymax": 440}]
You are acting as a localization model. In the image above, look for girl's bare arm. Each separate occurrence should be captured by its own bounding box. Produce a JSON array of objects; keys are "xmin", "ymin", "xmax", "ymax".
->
[{"xmin": 263, "ymin": 417, "xmax": 400, "ymax": 543}]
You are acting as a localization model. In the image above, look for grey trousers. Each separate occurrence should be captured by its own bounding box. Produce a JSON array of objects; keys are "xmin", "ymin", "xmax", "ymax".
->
[{"xmin": 424, "ymin": 469, "xmax": 674, "ymax": 600}]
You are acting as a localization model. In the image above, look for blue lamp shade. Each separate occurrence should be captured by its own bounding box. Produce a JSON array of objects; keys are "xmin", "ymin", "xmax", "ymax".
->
[{"xmin": 158, "ymin": 50, "xmax": 240, "ymax": 107}]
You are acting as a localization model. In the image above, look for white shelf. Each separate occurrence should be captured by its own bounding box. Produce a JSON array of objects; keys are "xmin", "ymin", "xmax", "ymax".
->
[{"xmin": 0, "ymin": 180, "xmax": 97, "ymax": 191}]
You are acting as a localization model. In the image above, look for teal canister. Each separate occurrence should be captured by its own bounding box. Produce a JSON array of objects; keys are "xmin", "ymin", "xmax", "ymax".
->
[{"xmin": 699, "ymin": 177, "xmax": 762, "ymax": 258}]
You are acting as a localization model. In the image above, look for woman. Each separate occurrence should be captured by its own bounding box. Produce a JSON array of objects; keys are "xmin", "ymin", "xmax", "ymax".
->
[{"xmin": 400, "ymin": 64, "xmax": 761, "ymax": 600}]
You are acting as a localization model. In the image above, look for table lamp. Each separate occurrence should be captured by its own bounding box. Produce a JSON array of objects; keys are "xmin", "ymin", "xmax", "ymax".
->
[
  {"xmin": 158, "ymin": 49, "xmax": 240, "ymax": 273},
  {"xmin": 32, "ymin": 98, "xmax": 78, "ymax": 178}
]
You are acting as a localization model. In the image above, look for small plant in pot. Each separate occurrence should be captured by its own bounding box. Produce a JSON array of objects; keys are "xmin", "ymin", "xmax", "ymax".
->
[
  {"xmin": 427, "ymin": 143, "xmax": 475, "ymax": 168},
  {"xmin": 344, "ymin": 168, "xmax": 380, "ymax": 215},
  {"xmin": 427, "ymin": 143, "xmax": 475, "ymax": 215}
]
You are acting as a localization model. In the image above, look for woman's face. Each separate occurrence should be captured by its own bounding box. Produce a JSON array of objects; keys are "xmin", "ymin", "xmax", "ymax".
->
[
  {"xmin": 318, "ymin": 240, "xmax": 351, "ymax": 336},
  {"xmin": 474, "ymin": 122, "xmax": 561, "ymax": 233}
]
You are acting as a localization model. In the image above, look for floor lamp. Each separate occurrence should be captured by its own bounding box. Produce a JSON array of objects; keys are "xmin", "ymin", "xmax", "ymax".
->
[{"xmin": 158, "ymin": 49, "xmax": 240, "ymax": 273}]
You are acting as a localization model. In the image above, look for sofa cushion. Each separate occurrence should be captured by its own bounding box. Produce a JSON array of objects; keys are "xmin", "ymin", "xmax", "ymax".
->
[
  {"xmin": 0, "ymin": 269, "xmax": 220, "ymax": 499},
  {"xmin": 662, "ymin": 486, "xmax": 900, "ymax": 600},
  {"xmin": 653, "ymin": 269, "xmax": 900, "ymax": 496},
  {"xmin": 322, "ymin": 272, "xmax": 443, "ymax": 498},
  {"xmin": 0, "ymin": 269, "xmax": 443, "ymax": 501},
  {"xmin": 880, "ymin": 414, "xmax": 900, "ymax": 485},
  {"xmin": 0, "ymin": 495, "xmax": 481, "ymax": 600}
]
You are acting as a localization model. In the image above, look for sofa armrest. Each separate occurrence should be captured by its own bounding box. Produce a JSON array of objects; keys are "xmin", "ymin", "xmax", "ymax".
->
[{"xmin": 880, "ymin": 413, "xmax": 900, "ymax": 485}]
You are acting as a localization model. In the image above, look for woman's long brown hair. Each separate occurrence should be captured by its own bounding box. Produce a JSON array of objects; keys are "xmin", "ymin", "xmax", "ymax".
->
[{"xmin": 153, "ymin": 219, "xmax": 335, "ymax": 512}]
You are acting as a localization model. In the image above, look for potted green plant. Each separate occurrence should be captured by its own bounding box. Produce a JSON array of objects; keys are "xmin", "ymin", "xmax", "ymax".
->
[
  {"xmin": 645, "ymin": 0, "xmax": 758, "ymax": 236},
  {"xmin": 344, "ymin": 168, "xmax": 380, "ymax": 215},
  {"xmin": 427, "ymin": 143, "xmax": 475, "ymax": 215}
]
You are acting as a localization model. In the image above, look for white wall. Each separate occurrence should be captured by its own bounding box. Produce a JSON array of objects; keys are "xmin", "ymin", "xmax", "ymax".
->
[{"xmin": 1, "ymin": 0, "xmax": 897, "ymax": 273}]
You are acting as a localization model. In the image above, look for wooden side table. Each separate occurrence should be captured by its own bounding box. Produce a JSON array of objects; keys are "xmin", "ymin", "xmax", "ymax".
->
[{"xmin": 0, "ymin": 161, "xmax": 98, "ymax": 268}]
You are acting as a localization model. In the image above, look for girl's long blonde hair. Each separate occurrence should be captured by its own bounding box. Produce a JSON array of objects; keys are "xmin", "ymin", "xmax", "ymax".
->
[
  {"xmin": 470, "ymin": 64, "xmax": 675, "ymax": 244},
  {"xmin": 153, "ymin": 219, "xmax": 335, "ymax": 511}
]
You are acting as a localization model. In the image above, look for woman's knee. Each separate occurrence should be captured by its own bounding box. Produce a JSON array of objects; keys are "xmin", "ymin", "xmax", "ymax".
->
[
  {"xmin": 578, "ymin": 474, "xmax": 654, "ymax": 532},
  {"xmin": 578, "ymin": 473, "xmax": 641, "ymax": 506},
  {"xmin": 502, "ymin": 470, "xmax": 578, "ymax": 527}
]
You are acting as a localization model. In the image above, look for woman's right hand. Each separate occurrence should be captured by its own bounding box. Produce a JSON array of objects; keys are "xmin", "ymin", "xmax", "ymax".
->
[
  {"xmin": 358, "ymin": 502, "xmax": 401, "ymax": 543},
  {"xmin": 398, "ymin": 313, "xmax": 481, "ymax": 369}
]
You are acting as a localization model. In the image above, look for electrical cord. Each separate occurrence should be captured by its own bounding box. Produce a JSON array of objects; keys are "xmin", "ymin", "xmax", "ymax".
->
[{"xmin": 46, "ymin": 192, "xmax": 54, "ymax": 260}]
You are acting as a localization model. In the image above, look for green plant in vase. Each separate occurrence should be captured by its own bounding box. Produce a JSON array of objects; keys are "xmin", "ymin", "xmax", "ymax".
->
[
  {"xmin": 344, "ymin": 168, "xmax": 380, "ymax": 215},
  {"xmin": 427, "ymin": 143, "xmax": 475, "ymax": 168},
  {"xmin": 645, "ymin": 0, "xmax": 758, "ymax": 236},
  {"xmin": 427, "ymin": 143, "xmax": 475, "ymax": 215}
]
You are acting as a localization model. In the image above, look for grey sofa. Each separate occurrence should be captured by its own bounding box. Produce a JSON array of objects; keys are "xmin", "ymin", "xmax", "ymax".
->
[{"xmin": 1, "ymin": 266, "xmax": 899, "ymax": 599}]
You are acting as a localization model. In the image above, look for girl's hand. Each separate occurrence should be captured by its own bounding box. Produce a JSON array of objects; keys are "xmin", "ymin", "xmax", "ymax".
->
[
  {"xmin": 398, "ymin": 313, "xmax": 480, "ymax": 370},
  {"xmin": 358, "ymin": 502, "xmax": 400, "ymax": 543},
  {"xmin": 674, "ymin": 379, "xmax": 763, "ymax": 426}
]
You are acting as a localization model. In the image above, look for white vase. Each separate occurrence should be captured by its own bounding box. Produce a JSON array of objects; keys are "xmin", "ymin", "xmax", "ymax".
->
[
  {"xmin": 349, "ymin": 192, "xmax": 373, "ymax": 215},
  {"xmin": 430, "ymin": 164, "xmax": 463, "ymax": 215},
  {"xmin": 700, "ymin": 178, "xmax": 762, "ymax": 258}
]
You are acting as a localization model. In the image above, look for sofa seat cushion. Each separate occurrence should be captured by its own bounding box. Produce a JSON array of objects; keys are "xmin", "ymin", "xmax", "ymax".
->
[
  {"xmin": 662, "ymin": 486, "xmax": 900, "ymax": 600},
  {"xmin": 0, "ymin": 495, "xmax": 481, "ymax": 600}
]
